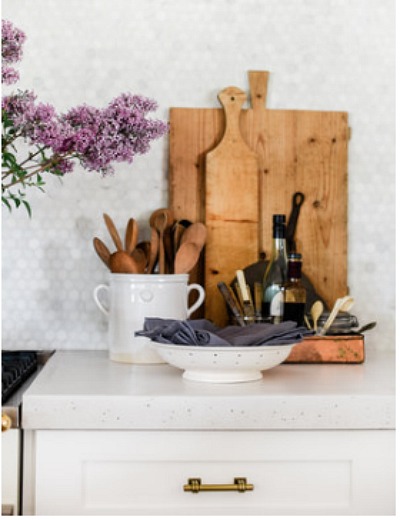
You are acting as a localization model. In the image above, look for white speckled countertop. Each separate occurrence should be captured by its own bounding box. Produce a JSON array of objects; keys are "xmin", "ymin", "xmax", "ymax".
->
[{"xmin": 22, "ymin": 348, "xmax": 395, "ymax": 431}]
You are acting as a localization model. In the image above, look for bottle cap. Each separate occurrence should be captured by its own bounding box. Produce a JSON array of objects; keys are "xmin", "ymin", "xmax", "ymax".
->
[{"xmin": 273, "ymin": 214, "xmax": 286, "ymax": 224}]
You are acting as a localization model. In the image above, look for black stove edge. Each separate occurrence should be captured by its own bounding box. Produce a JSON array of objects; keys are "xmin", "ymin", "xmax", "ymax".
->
[{"xmin": 2, "ymin": 350, "xmax": 55, "ymax": 428}]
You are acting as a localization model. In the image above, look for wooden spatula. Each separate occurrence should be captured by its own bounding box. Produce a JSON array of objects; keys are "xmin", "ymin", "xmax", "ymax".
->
[
  {"xmin": 93, "ymin": 237, "xmax": 111, "ymax": 268},
  {"xmin": 205, "ymin": 87, "xmax": 260, "ymax": 326},
  {"xmin": 103, "ymin": 213, "xmax": 124, "ymax": 251},
  {"xmin": 124, "ymin": 218, "xmax": 138, "ymax": 255}
]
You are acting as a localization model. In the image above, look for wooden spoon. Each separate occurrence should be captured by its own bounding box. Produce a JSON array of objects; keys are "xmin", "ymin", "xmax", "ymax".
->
[
  {"xmin": 135, "ymin": 241, "xmax": 151, "ymax": 270},
  {"xmin": 154, "ymin": 212, "xmax": 168, "ymax": 274},
  {"xmin": 172, "ymin": 221, "xmax": 187, "ymax": 255},
  {"xmin": 93, "ymin": 237, "xmax": 111, "ymax": 268},
  {"xmin": 109, "ymin": 251, "xmax": 140, "ymax": 274},
  {"xmin": 103, "ymin": 213, "xmax": 123, "ymax": 251},
  {"xmin": 318, "ymin": 296, "xmax": 354, "ymax": 336},
  {"xmin": 147, "ymin": 227, "xmax": 159, "ymax": 274},
  {"xmin": 174, "ymin": 242, "xmax": 202, "ymax": 274},
  {"xmin": 180, "ymin": 222, "xmax": 207, "ymax": 249},
  {"xmin": 310, "ymin": 300, "xmax": 324, "ymax": 331},
  {"xmin": 149, "ymin": 208, "xmax": 175, "ymax": 274},
  {"xmin": 124, "ymin": 218, "xmax": 138, "ymax": 255},
  {"xmin": 131, "ymin": 248, "xmax": 147, "ymax": 273}
]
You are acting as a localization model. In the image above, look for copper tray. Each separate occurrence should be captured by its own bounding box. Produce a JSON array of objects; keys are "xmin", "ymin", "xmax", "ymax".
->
[{"xmin": 285, "ymin": 334, "xmax": 365, "ymax": 363}]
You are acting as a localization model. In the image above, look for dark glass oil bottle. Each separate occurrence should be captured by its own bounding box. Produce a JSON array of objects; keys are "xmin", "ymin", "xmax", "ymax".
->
[{"xmin": 283, "ymin": 252, "xmax": 307, "ymax": 326}]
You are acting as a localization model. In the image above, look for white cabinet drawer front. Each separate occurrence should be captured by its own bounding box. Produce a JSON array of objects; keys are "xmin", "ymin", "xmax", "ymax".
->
[
  {"xmin": 82, "ymin": 459, "xmax": 350, "ymax": 512},
  {"xmin": 34, "ymin": 430, "xmax": 395, "ymax": 516}
]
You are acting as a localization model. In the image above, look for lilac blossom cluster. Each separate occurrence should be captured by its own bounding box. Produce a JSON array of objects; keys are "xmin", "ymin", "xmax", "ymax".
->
[
  {"xmin": 2, "ymin": 90, "xmax": 168, "ymax": 175},
  {"xmin": 61, "ymin": 93, "xmax": 168, "ymax": 174},
  {"xmin": 1, "ymin": 19, "xmax": 26, "ymax": 85},
  {"xmin": 2, "ymin": 19, "xmax": 168, "ymax": 213}
]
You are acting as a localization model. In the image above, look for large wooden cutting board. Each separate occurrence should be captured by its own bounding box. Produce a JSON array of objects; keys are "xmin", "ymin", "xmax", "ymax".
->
[{"xmin": 169, "ymin": 71, "xmax": 349, "ymax": 325}]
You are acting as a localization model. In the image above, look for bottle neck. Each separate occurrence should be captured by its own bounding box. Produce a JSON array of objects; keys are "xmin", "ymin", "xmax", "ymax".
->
[
  {"xmin": 271, "ymin": 237, "xmax": 287, "ymax": 261},
  {"xmin": 287, "ymin": 259, "xmax": 302, "ymax": 281},
  {"xmin": 272, "ymin": 222, "xmax": 286, "ymax": 240}
]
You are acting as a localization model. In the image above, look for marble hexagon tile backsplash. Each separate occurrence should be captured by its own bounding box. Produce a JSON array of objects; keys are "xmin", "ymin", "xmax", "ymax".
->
[{"xmin": 1, "ymin": 0, "xmax": 395, "ymax": 351}]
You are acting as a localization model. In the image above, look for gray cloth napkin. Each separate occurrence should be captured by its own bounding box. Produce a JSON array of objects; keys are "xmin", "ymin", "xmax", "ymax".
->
[{"xmin": 136, "ymin": 318, "xmax": 313, "ymax": 346}]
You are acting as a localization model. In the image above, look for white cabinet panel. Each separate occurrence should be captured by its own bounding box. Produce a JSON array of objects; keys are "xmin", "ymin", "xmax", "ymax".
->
[
  {"xmin": 33, "ymin": 430, "xmax": 395, "ymax": 516},
  {"xmin": 1, "ymin": 428, "xmax": 20, "ymax": 515}
]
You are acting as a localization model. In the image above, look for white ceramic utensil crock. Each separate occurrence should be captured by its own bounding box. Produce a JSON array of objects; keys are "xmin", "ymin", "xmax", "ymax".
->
[{"xmin": 93, "ymin": 273, "xmax": 205, "ymax": 364}]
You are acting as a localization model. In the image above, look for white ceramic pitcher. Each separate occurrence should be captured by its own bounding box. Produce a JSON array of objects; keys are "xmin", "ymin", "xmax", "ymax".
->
[{"xmin": 93, "ymin": 273, "xmax": 205, "ymax": 364}]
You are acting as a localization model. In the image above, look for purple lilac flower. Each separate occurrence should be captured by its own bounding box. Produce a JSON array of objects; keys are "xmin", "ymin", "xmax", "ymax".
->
[
  {"xmin": 61, "ymin": 93, "xmax": 168, "ymax": 173},
  {"xmin": 2, "ymin": 20, "xmax": 168, "ymax": 180},
  {"xmin": 3, "ymin": 90, "xmax": 73, "ymax": 165},
  {"xmin": 2, "ymin": 90, "xmax": 37, "ymax": 121},
  {"xmin": 2, "ymin": 66, "xmax": 20, "ymax": 85},
  {"xmin": 3, "ymin": 90, "xmax": 168, "ymax": 176},
  {"xmin": 2, "ymin": 19, "xmax": 26, "ymax": 84}
]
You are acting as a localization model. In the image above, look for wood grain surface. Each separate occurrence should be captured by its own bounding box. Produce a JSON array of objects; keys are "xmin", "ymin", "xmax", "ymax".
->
[
  {"xmin": 204, "ymin": 87, "xmax": 259, "ymax": 325},
  {"xmin": 169, "ymin": 71, "xmax": 349, "ymax": 325}
]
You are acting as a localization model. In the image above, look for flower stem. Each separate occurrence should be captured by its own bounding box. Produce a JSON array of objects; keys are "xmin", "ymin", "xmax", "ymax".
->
[{"xmin": 2, "ymin": 154, "xmax": 69, "ymax": 189}]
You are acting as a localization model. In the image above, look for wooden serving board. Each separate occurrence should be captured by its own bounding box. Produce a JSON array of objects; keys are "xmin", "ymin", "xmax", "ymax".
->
[
  {"xmin": 204, "ymin": 87, "xmax": 260, "ymax": 325},
  {"xmin": 169, "ymin": 71, "xmax": 349, "ymax": 325}
]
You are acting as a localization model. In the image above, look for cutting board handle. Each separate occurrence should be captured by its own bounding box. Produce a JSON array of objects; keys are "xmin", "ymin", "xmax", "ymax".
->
[
  {"xmin": 248, "ymin": 70, "xmax": 269, "ymax": 110},
  {"xmin": 217, "ymin": 87, "xmax": 247, "ymax": 143}
]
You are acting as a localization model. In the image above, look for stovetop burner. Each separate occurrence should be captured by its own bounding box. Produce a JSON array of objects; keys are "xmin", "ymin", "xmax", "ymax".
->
[{"xmin": 2, "ymin": 351, "xmax": 38, "ymax": 404}]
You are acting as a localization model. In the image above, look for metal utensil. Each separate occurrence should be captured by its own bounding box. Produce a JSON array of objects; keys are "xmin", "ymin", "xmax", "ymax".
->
[
  {"xmin": 286, "ymin": 192, "xmax": 305, "ymax": 253},
  {"xmin": 318, "ymin": 296, "xmax": 354, "ymax": 336},
  {"xmin": 356, "ymin": 321, "xmax": 377, "ymax": 334},
  {"xmin": 310, "ymin": 300, "xmax": 324, "ymax": 331}
]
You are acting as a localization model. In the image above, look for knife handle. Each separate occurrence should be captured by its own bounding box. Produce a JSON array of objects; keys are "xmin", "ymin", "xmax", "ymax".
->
[
  {"xmin": 217, "ymin": 282, "xmax": 246, "ymax": 327},
  {"xmin": 254, "ymin": 282, "xmax": 263, "ymax": 321},
  {"xmin": 236, "ymin": 270, "xmax": 250, "ymax": 302}
]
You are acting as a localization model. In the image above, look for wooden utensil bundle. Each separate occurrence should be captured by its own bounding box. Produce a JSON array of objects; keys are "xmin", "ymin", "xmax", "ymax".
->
[
  {"xmin": 92, "ymin": 209, "xmax": 207, "ymax": 275},
  {"xmin": 217, "ymin": 270, "xmax": 263, "ymax": 326}
]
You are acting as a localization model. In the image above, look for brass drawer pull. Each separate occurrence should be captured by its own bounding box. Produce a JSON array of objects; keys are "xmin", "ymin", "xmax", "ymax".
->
[
  {"xmin": 2, "ymin": 414, "xmax": 12, "ymax": 433},
  {"xmin": 184, "ymin": 477, "xmax": 254, "ymax": 493}
]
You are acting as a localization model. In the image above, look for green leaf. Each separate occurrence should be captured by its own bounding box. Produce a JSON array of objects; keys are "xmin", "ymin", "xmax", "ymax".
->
[
  {"xmin": 2, "ymin": 196, "xmax": 12, "ymax": 212},
  {"xmin": 21, "ymin": 199, "xmax": 32, "ymax": 217}
]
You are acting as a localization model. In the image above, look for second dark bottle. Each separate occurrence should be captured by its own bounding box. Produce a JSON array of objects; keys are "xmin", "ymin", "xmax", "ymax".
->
[{"xmin": 283, "ymin": 252, "xmax": 307, "ymax": 327}]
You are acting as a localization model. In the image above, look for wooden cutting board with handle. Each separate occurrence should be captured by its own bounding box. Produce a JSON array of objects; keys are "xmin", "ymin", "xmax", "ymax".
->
[
  {"xmin": 169, "ymin": 71, "xmax": 349, "ymax": 324},
  {"xmin": 204, "ymin": 87, "xmax": 260, "ymax": 325}
]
